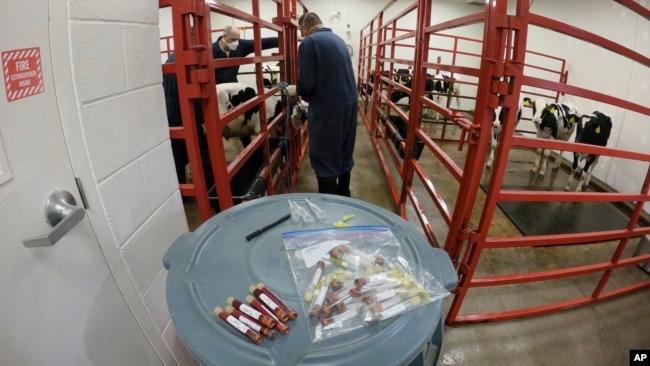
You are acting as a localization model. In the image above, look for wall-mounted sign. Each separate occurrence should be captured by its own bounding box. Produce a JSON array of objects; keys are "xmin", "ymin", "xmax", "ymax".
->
[{"xmin": 2, "ymin": 47, "xmax": 44, "ymax": 102}]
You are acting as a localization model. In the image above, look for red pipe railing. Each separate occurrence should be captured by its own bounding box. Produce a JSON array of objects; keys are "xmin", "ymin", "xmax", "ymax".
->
[{"xmin": 161, "ymin": 0, "xmax": 306, "ymax": 223}]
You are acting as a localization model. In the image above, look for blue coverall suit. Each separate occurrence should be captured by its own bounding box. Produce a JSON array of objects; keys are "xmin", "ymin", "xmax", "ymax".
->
[
  {"xmin": 297, "ymin": 28, "xmax": 358, "ymax": 196},
  {"xmin": 163, "ymin": 36, "xmax": 278, "ymax": 188}
]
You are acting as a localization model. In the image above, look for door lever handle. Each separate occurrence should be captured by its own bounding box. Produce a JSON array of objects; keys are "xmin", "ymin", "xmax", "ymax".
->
[{"xmin": 23, "ymin": 191, "xmax": 86, "ymax": 248}]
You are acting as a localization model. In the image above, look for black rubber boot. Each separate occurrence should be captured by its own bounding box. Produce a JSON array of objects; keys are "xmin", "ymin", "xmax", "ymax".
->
[
  {"xmin": 317, "ymin": 178, "xmax": 338, "ymax": 194},
  {"xmin": 336, "ymin": 172, "xmax": 351, "ymax": 197}
]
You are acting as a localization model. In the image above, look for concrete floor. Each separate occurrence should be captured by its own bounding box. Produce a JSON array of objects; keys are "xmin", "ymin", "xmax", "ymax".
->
[{"xmin": 183, "ymin": 117, "xmax": 650, "ymax": 365}]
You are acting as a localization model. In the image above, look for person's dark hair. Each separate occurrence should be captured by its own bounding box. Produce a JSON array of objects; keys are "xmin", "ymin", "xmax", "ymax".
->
[{"xmin": 298, "ymin": 12, "xmax": 322, "ymax": 28}]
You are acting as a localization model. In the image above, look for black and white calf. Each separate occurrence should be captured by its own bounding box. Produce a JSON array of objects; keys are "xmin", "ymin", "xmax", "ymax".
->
[
  {"xmin": 358, "ymin": 69, "xmax": 400, "ymax": 99},
  {"xmin": 529, "ymin": 98, "xmax": 547, "ymax": 124},
  {"xmin": 208, "ymin": 83, "xmax": 298, "ymax": 210},
  {"xmin": 491, "ymin": 97, "xmax": 547, "ymax": 170},
  {"xmin": 387, "ymin": 72, "xmax": 462, "ymax": 117},
  {"xmin": 386, "ymin": 115, "xmax": 425, "ymax": 160},
  {"xmin": 388, "ymin": 69, "xmax": 414, "ymax": 105},
  {"xmin": 564, "ymin": 111, "xmax": 612, "ymax": 191},
  {"xmin": 531, "ymin": 102, "xmax": 580, "ymax": 178},
  {"xmin": 290, "ymin": 99, "xmax": 309, "ymax": 129},
  {"xmin": 262, "ymin": 64, "xmax": 280, "ymax": 87},
  {"xmin": 485, "ymin": 98, "xmax": 526, "ymax": 169},
  {"xmin": 216, "ymin": 83, "xmax": 297, "ymax": 141},
  {"xmin": 429, "ymin": 73, "xmax": 461, "ymax": 115}
]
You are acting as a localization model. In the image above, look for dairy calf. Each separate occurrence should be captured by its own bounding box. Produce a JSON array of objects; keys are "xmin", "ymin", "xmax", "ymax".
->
[
  {"xmin": 485, "ymin": 99, "xmax": 525, "ymax": 169},
  {"xmin": 564, "ymin": 111, "xmax": 612, "ymax": 191},
  {"xmin": 531, "ymin": 102, "xmax": 580, "ymax": 178},
  {"xmin": 216, "ymin": 83, "xmax": 297, "ymax": 142}
]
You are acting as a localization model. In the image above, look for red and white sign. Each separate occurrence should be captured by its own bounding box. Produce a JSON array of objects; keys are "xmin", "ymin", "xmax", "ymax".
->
[{"xmin": 2, "ymin": 47, "xmax": 44, "ymax": 102}]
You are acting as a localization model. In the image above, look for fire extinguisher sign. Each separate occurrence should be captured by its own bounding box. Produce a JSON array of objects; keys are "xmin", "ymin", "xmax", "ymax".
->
[{"xmin": 2, "ymin": 47, "xmax": 44, "ymax": 102}]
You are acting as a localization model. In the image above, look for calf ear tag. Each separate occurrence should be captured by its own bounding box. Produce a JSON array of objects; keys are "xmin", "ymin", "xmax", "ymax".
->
[
  {"xmin": 524, "ymin": 100, "xmax": 532, "ymax": 107},
  {"xmin": 595, "ymin": 126, "xmax": 601, "ymax": 134},
  {"xmin": 569, "ymin": 116, "xmax": 576, "ymax": 123},
  {"xmin": 550, "ymin": 106, "xmax": 556, "ymax": 114}
]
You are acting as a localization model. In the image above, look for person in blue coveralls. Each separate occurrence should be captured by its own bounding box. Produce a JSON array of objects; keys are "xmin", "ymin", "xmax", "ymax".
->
[
  {"xmin": 296, "ymin": 12, "xmax": 358, "ymax": 196},
  {"xmin": 163, "ymin": 26, "xmax": 278, "ymax": 188}
]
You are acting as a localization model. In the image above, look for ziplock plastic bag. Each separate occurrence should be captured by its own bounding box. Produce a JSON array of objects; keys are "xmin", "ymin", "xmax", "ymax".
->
[{"xmin": 282, "ymin": 226, "xmax": 450, "ymax": 342}]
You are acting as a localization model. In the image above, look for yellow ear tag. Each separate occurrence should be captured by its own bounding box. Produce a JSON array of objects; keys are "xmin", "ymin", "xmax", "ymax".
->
[
  {"xmin": 550, "ymin": 107, "xmax": 556, "ymax": 114},
  {"xmin": 595, "ymin": 126, "xmax": 601, "ymax": 134},
  {"xmin": 569, "ymin": 116, "xmax": 575, "ymax": 123},
  {"xmin": 524, "ymin": 100, "xmax": 532, "ymax": 107}
]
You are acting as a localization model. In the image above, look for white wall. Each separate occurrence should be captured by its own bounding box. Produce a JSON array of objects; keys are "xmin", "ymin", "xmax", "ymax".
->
[
  {"xmin": 60, "ymin": 0, "xmax": 194, "ymax": 365},
  {"xmin": 526, "ymin": 0, "xmax": 650, "ymax": 200}
]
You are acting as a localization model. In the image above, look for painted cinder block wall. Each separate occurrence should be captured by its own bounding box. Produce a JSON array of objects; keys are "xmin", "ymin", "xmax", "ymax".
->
[{"xmin": 62, "ymin": 0, "xmax": 194, "ymax": 364}]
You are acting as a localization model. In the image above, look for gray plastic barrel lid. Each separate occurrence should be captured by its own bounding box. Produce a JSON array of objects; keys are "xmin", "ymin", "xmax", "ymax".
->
[{"xmin": 163, "ymin": 194, "xmax": 456, "ymax": 366}]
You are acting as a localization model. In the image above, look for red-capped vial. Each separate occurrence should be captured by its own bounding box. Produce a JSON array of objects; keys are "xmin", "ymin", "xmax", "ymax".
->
[
  {"xmin": 256, "ymin": 283, "xmax": 297, "ymax": 320},
  {"xmin": 227, "ymin": 297, "xmax": 276, "ymax": 329},
  {"xmin": 245, "ymin": 295, "xmax": 290, "ymax": 335},
  {"xmin": 250, "ymin": 285, "xmax": 290, "ymax": 323},
  {"xmin": 225, "ymin": 305, "xmax": 278, "ymax": 340},
  {"xmin": 213, "ymin": 306, "xmax": 262, "ymax": 345}
]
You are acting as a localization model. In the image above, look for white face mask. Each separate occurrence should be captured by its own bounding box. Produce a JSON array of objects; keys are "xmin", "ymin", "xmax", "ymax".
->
[{"xmin": 227, "ymin": 40, "xmax": 239, "ymax": 51}]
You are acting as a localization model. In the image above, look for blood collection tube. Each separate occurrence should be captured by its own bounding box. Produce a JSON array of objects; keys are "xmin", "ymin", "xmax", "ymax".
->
[
  {"xmin": 323, "ymin": 281, "xmax": 355, "ymax": 316},
  {"xmin": 304, "ymin": 261, "xmax": 325, "ymax": 302},
  {"xmin": 329, "ymin": 257, "xmax": 350, "ymax": 268},
  {"xmin": 213, "ymin": 306, "xmax": 263, "ymax": 345},
  {"xmin": 362, "ymin": 286, "xmax": 414, "ymax": 305},
  {"xmin": 225, "ymin": 305, "xmax": 278, "ymax": 340},
  {"xmin": 367, "ymin": 295, "xmax": 422, "ymax": 324},
  {"xmin": 371, "ymin": 294, "xmax": 418, "ymax": 314},
  {"xmin": 245, "ymin": 295, "xmax": 290, "ymax": 335},
  {"xmin": 329, "ymin": 248, "xmax": 344, "ymax": 259},
  {"xmin": 227, "ymin": 297, "xmax": 276, "ymax": 329},
  {"xmin": 329, "ymin": 279, "xmax": 344, "ymax": 291},
  {"xmin": 350, "ymin": 279, "xmax": 391, "ymax": 297},
  {"xmin": 346, "ymin": 246, "xmax": 385, "ymax": 266},
  {"xmin": 321, "ymin": 301, "xmax": 364, "ymax": 327},
  {"xmin": 332, "ymin": 270, "xmax": 355, "ymax": 281},
  {"xmin": 370, "ymin": 294, "xmax": 406, "ymax": 313},
  {"xmin": 256, "ymin": 283, "xmax": 298, "ymax": 320},
  {"xmin": 321, "ymin": 292, "xmax": 338, "ymax": 318},
  {"xmin": 249, "ymin": 285, "xmax": 290, "ymax": 323},
  {"xmin": 354, "ymin": 271, "xmax": 400, "ymax": 289},
  {"xmin": 331, "ymin": 244, "xmax": 378, "ymax": 270},
  {"xmin": 309, "ymin": 275, "xmax": 333, "ymax": 321}
]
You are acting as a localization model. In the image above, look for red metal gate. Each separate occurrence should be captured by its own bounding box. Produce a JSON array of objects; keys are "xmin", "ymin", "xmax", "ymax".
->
[
  {"xmin": 160, "ymin": 0, "xmax": 308, "ymax": 223},
  {"xmin": 358, "ymin": 0, "xmax": 650, "ymax": 323}
]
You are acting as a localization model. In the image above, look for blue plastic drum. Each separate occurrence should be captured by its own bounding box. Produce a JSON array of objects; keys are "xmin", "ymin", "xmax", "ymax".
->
[{"xmin": 163, "ymin": 193, "xmax": 456, "ymax": 366}]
